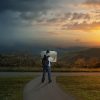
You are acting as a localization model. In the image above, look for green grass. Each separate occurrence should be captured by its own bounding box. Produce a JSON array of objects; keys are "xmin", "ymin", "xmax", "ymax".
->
[
  {"xmin": 57, "ymin": 76, "xmax": 100, "ymax": 100},
  {"xmin": 0, "ymin": 77, "xmax": 34, "ymax": 100}
]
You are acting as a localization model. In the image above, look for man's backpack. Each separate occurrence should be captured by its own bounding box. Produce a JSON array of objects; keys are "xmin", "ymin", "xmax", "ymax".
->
[{"xmin": 42, "ymin": 55, "xmax": 49, "ymax": 66}]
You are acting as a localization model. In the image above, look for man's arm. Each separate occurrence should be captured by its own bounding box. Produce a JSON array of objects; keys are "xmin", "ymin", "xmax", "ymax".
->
[{"xmin": 48, "ymin": 57, "xmax": 51, "ymax": 67}]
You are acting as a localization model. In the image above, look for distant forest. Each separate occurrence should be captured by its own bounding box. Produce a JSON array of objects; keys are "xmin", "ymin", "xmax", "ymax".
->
[
  {"xmin": 0, "ymin": 54, "xmax": 39, "ymax": 67},
  {"xmin": 0, "ymin": 48, "xmax": 100, "ymax": 68}
]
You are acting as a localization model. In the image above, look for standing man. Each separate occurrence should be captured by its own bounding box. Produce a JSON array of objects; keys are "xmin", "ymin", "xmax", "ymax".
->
[{"xmin": 41, "ymin": 50, "xmax": 52, "ymax": 83}]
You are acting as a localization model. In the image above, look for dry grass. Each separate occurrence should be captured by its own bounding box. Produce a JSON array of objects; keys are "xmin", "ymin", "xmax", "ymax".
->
[
  {"xmin": 0, "ymin": 77, "xmax": 34, "ymax": 100},
  {"xmin": 57, "ymin": 76, "xmax": 100, "ymax": 100}
]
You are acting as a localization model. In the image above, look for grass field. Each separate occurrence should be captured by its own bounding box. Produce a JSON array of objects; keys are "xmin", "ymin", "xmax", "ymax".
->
[
  {"xmin": 57, "ymin": 76, "xmax": 100, "ymax": 100},
  {"xmin": 0, "ymin": 77, "xmax": 34, "ymax": 100}
]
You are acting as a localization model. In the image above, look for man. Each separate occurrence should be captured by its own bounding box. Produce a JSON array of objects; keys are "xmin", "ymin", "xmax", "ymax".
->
[{"xmin": 41, "ymin": 50, "xmax": 52, "ymax": 83}]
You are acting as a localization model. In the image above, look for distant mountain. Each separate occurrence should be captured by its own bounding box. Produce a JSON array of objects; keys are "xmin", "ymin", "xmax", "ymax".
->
[
  {"xmin": 1, "ymin": 44, "xmax": 100, "ymax": 59},
  {"xmin": 60, "ymin": 48, "xmax": 100, "ymax": 64},
  {"xmin": 74, "ymin": 48, "xmax": 100, "ymax": 58},
  {"xmin": 0, "ymin": 44, "xmax": 86, "ymax": 55}
]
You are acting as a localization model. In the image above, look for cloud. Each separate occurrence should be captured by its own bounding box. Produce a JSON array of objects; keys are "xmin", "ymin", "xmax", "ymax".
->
[
  {"xmin": 0, "ymin": 0, "xmax": 48, "ymax": 12},
  {"xmin": 84, "ymin": 0, "xmax": 100, "ymax": 7},
  {"xmin": 0, "ymin": 0, "xmax": 91, "ymax": 26},
  {"xmin": 71, "ymin": 13, "xmax": 90, "ymax": 20},
  {"xmin": 78, "ymin": 0, "xmax": 100, "ymax": 9},
  {"xmin": 62, "ymin": 21, "xmax": 100, "ymax": 31},
  {"xmin": 34, "ymin": 12, "xmax": 91, "ymax": 26},
  {"xmin": 0, "ymin": 0, "xmax": 52, "ymax": 26}
]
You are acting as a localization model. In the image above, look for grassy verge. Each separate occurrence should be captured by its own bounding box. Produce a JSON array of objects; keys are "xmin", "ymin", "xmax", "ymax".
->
[
  {"xmin": 57, "ymin": 76, "xmax": 100, "ymax": 100},
  {"xmin": 52, "ymin": 68, "xmax": 100, "ymax": 72},
  {"xmin": 0, "ymin": 67, "xmax": 42, "ymax": 72},
  {"xmin": 0, "ymin": 77, "xmax": 34, "ymax": 100},
  {"xmin": 1, "ymin": 67, "xmax": 100, "ymax": 72}
]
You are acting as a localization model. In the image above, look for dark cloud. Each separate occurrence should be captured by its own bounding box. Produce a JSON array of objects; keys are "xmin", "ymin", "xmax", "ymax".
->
[
  {"xmin": 20, "ymin": 12, "xmax": 36, "ymax": 20},
  {"xmin": 0, "ymin": 0, "xmax": 48, "ymax": 12},
  {"xmin": 0, "ymin": 0, "xmax": 52, "ymax": 46},
  {"xmin": 0, "ymin": 0, "xmax": 53, "ymax": 29},
  {"xmin": 0, "ymin": 0, "xmax": 91, "ymax": 26}
]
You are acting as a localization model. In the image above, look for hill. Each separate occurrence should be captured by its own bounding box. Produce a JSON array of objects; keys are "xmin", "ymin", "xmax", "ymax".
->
[{"xmin": 59, "ymin": 48, "xmax": 100, "ymax": 68}]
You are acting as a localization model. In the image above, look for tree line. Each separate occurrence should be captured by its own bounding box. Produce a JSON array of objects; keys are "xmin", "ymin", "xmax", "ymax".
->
[{"xmin": 0, "ymin": 54, "xmax": 100, "ymax": 68}]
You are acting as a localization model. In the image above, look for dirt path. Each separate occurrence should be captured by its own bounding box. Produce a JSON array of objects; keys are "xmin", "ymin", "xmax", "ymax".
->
[{"xmin": 23, "ymin": 75, "xmax": 75, "ymax": 100}]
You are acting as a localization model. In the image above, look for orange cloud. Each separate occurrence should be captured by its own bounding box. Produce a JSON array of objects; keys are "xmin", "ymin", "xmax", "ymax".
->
[
  {"xmin": 71, "ymin": 13, "xmax": 90, "ymax": 20},
  {"xmin": 62, "ymin": 21, "xmax": 100, "ymax": 31},
  {"xmin": 79, "ymin": 0, "xmax": 100, "ymax": 9}
]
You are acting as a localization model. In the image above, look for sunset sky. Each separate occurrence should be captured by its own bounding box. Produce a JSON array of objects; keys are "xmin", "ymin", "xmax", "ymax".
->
[{"xmin": 0, "ymin": 0, "xmax": 100, "ymax": 48}]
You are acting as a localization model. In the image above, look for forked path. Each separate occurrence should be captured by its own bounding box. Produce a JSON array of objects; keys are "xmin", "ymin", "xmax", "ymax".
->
[{"xmin": 23, "ymin": 75, "xmax": 75, "ymax": 100}]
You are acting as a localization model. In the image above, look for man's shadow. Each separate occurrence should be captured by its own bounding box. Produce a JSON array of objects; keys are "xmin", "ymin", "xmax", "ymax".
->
[
  {"xmin": 34, "ymin": 82, "xmax": 49, "ymax": 92},
  {"xmin": 27, "ymin": 77, "xmax": 49, "ymax": 94}
]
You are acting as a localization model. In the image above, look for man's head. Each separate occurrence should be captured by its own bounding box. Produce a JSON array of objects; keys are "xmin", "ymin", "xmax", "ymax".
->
[{"xmin": 46, "ymin": 49, "xmax": 50, "ymax": 54}]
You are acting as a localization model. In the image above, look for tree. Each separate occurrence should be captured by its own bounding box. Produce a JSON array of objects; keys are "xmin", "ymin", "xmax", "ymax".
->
[
  {"xmin": 88, "ymin": 57, "xmax": 100, "ymax": 68},
  {"xmin": 74, "ymin": 58, "xmax": 86, "ymax": 67}
]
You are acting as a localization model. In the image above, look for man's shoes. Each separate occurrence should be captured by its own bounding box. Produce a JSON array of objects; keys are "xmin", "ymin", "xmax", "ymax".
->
[
  {"xmin": 48, "ymin": 80, "xmax": 52, "ymax": 83},
  {"xmin": 41, "ymin": 79, "xmax": 45, "ymax": 83}
]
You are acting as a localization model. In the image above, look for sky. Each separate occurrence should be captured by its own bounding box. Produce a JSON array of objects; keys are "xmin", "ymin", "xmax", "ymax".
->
[{"xmin": 0, "ymin": 0, "xmax": 100, "ymax": 48}]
